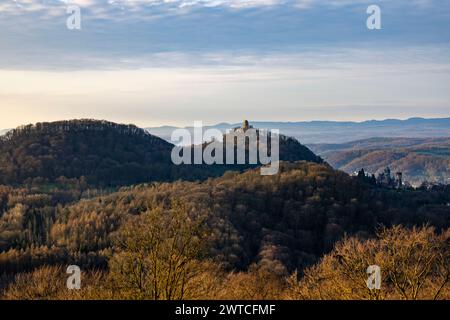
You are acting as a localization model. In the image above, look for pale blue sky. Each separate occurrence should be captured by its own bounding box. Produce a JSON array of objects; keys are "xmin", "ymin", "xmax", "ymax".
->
[{"xmin": 0, "ymin": 0, "xmax": 449, "ymax": 128}]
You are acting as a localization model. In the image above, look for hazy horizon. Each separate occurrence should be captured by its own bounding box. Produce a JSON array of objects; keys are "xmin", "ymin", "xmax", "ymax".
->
[{"xmin": 1, "ymin": 115, "xmax": 450, "ymax": 132}]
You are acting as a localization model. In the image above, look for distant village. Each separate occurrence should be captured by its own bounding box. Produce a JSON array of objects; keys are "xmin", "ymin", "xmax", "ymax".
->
[{"xmin": 354, "ymin": 167, "xmax": 449, "ymax": 192}]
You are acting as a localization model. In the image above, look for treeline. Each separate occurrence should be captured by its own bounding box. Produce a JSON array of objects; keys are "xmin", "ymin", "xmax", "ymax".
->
[{"xmin": 1, "ymin": 119, "xmax": 153, "ymax": 142}]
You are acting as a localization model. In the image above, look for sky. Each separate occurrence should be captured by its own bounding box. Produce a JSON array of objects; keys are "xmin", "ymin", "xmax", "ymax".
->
[{"xmin": 0, "ymin": 0, "xmax": 450, "ymax": 128}]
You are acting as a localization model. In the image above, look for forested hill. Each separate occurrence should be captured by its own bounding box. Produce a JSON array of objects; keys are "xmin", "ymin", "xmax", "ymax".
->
[
  {"xmin": 0, "ymin": 119, "xmax": 322, "ymax": 187},
  {"xmin": 1, "ymin": 161, "xmax": 448, "ymax": 275},
  {"xmin": 0, "ymin": 120, "xmax": 174, "ymax": 186}
]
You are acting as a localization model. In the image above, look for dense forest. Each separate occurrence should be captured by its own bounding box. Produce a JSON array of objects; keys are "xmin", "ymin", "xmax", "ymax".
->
[
  {"xmin": 0, "ymin": 120, "xmax": 173, "ymax": 186},
  {"xmin": 0, "ymin": 162, "xmax": 449, "ymax": 299},
  {"xmin": 0, "ymin": 120, "xmax": 449, "ymax": 300}
]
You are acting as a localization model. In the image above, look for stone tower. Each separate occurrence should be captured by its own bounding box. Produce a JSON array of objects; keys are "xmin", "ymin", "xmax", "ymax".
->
[{"xmin": 243, "ymin": 120, "xmax": 249, "ymax": 132}]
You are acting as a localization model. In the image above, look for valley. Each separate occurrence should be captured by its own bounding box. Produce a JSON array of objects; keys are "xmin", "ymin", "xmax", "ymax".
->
[{"xmin": 308, "ymin": 137, "xmax": 450, "ymax": 186}]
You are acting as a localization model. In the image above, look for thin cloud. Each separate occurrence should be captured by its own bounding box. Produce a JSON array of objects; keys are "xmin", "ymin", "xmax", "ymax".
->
[{"xmin": 0, "ymin": 0, "xmax": 441, "ymax": 16}]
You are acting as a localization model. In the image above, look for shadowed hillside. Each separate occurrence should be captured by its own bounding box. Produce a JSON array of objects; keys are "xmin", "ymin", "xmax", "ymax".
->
[
  {"xmin": 0, "ymin": 119, "xmax": 322, "ymax": 187},
  {"xmin": 0, "ymin": 120, "xmax": 174, "ymax": 186}
]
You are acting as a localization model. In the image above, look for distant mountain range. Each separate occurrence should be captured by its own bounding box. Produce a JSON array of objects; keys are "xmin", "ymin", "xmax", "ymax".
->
[
  {"xmin": 3, "ymin": 118, "xmax": 449, "ymax": 145},
  {"xmin": 308, "ymin": 137, "xmax": 450, "ymax": 186},
  {"xmin": 146, "ymin": 118, "xmax": 450, "ymax": 144}
]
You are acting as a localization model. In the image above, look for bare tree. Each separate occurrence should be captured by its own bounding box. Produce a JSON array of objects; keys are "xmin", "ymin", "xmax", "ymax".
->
[{"xmin": 109, "ymin": 202, "xmax": 207, "ymax": 300}]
